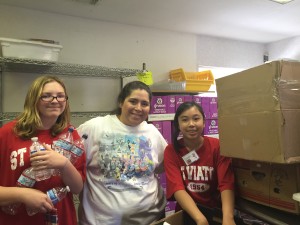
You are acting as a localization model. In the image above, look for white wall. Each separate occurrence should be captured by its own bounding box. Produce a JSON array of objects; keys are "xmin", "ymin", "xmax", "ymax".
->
[
  {"xmin": 0, "ymin": 5, "xmax": 267, "ymax": 80},
  {"xmin": 0, "ymin": 5, "xmax": 197, "ymax": 83},
  {"xmin": 197, "ymin": 35, "xmax": 265, "ymax": 68},
  {"xmin": 267, "ymin": 36, "xmax": 300, "ymax": 61},
  {"xmin": 0, "ymin": 5, "xmax": 197, "ymax": 126},
  {"xmin": 0, "ymin": 4, "xmax": 269, "ymax": 126}
]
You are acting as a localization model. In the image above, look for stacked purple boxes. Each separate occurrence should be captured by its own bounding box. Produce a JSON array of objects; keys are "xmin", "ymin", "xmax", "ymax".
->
[
  {"xmin": 149, "ymin": 94, "xmax": 218, "ymax": 215},
  {"xmin": 197, "ymin": 96, "xmax": 218, "ymax": 135},
  {"xmin": 150, "ymin": 95, "xmax": 175, "ymax": 144}
]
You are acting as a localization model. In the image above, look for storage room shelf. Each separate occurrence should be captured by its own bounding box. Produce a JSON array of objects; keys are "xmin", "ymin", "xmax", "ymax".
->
[
  {"xmin": 150, "ymin": 80, "xmax": 215, "ymax": 94},
  {"xmin": 0, "ymin": 57, "xmax": 141, "ymax": 78},
  {"xmin": 0, "ymin": 111, "xmax": 110, "ymax": 123},
  {"xmin": 0, "ymin": 57, "xmax": 141, "ymax": 126},
  {"xmin": 151, "ymin": 90, "xmax": 215, "ymax": 94},
  {"xmin": 148, "ymin": 113, "xmax": 175, "ymax": 122}
]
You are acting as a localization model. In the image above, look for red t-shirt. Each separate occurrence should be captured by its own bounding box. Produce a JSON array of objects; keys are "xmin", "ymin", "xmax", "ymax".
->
[
  {"xmin": 0, "ymin": 121, "xmax": 86, "ymax": 225},
  {"xmin": 164, "ymin": 136, "xmax": 234, "ymax": 208}
]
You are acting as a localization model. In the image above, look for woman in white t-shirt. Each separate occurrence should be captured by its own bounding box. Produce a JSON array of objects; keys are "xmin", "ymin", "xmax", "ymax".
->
[{"xmin": 77, "ymin": 81, "xmax": 167, "ymax": 225}]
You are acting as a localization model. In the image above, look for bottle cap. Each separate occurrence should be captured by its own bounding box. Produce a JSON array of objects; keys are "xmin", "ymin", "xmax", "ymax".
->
[
  {"xmin": 31, "ymin": 137, "xmax": 38, "ymax": 142},
  {"xmin": 66, "ymin": 186, "xmax": 70, "ymax": 192},
  {"xmin": 68, "ymin": 126, "xmax": 74, "ymax": 132},
  {"xmin": 293, "ymin": 193, "xmax": 300, "ymax": 202}
]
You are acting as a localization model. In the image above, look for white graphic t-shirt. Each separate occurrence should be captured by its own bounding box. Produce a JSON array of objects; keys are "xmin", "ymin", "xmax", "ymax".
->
[{"xmin": 77, "ymin": 115, "xmax": 167, "ymax": 225}]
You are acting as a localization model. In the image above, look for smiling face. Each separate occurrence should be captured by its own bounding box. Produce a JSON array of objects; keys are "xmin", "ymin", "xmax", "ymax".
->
[
  {"xmin": 118, "ymin": 89, "xmax": 150, "ymax": 126},
  {"xmin": 37, "ymin": 81, "xmax": 67, "ymax": 122},
  {"xmin": 178, "ymin": 106, "xmax": 205, "ymax": 142}
]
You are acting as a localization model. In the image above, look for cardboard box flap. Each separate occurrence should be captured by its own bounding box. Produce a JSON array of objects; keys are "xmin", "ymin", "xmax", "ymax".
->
[
  {"xmin": 278, "ymin": 60, "xmax": 300, "ymax": 109},
  {"xmin": 216, "ymin": 61, "xmax": 278, "ymax": 115},
  {"xmin": 216, "ymin": 60, "xmax": 300, "ymax": 116}
]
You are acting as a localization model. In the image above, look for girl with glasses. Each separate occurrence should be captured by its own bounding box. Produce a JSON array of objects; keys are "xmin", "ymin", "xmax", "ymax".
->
[{"xmin": 0, "ymin": 75, "xmax": 86, "ymax": 225}]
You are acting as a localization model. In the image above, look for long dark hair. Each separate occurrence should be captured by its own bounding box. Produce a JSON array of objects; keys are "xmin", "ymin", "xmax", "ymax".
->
[
  {"xmin": 111, "ymin": 81, "xmax": 152, "ymax": 115},
  {"xmin": 172, "ymin": 101, "xmax": 205, "ymax": 152}
]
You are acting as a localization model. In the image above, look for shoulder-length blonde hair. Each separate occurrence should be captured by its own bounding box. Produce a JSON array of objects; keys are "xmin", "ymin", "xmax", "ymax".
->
[{"xmin": 14, "ymin": 75, "xmax": 71, "ymax": 139}]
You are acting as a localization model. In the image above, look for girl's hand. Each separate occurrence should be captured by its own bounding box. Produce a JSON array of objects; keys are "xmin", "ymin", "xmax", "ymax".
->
[
  {"xmin": 21, "ymin": 188, "xmax": 54, "ymax": 214},
  {"xmin": 196, "ymin": 216, "xmax": 209, "ymax": 225},
  {"xmin": 30, "ymin": 143, "xmax": 68, "ymax": 171},
  {"xmin": 222, "ymin": 217, "xmax": 236, "ymax": 225}
]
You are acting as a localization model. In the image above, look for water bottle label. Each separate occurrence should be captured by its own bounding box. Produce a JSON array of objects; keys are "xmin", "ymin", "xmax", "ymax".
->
[
  {"xmin": 54, "ymin": 139, "xmax": 73, "ymax": 151},
  {"xmin": 30, "ymin": 149, "xmax": 37, "ymax": 155},
  {"xmin": 47, "ymin": 189, "xmax": 59, "ymax": 205},
  {"xmin": 45, "ymin": 212, "xmax": 58, "ymax": 225},
  {"xmin": 71, "ymin": 146, "xmax": 83, "ymax": 156},
  {"xmin": 17, "ymin": 174, "xmax": 36, "ymax": 187},
  {"xmin": 30, "ymin": 148, "xmax": 38, "ymax": 155},
  {"xmin": 30, "ymin": 143, "xmax": 45, "ymax": 154}
]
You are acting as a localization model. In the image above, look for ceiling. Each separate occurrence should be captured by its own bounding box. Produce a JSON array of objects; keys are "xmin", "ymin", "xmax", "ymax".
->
[{"xmin": 1, "ymin": 0, "xmax": 300, "ymax": 43}]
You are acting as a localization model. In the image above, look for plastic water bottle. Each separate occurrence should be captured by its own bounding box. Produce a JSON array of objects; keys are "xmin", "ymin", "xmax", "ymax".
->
[
  {"xmin": 45, "ymin": 210, "xmax": 59, "ymax": 225},
  {"xmin": 1, "ymin": 199, "xmax": 21, "ymax": 215},
  {"xmin": 1, "ymin": 167, "xmax": 36, "ymax": 215},
  {"xmin": 47, "ymin": 186, "xmax": 70, "ymax": 205},
  {"xmin": 69, "ymin": 134, "xmax": 88, "ymax": 164},
  {"xmin": 52, "ymin": 127, "xmax": 75, "ymax": 176},
  {"xmin": 17, "ymin": 166, "xmax": 36, "ymax": 187},
  {"xmin": 53, "ymin": 127, "xmax": 74, "ymax": 160},
  {"xmin": 30, "ymin": 137, "xmax": 52, "ymax": 181},
  {"xmin": 27, "ymin": 186, "xmax": 70, "ymax": 216}
]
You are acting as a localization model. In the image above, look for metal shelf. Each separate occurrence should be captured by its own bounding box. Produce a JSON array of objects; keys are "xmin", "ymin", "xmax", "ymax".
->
[
  {"xmin": 0, "ymin": 57, "xmax": 141, "ymax": 126},
  {"xmin": 0, "ymin": 111, "xmax": 110, "ymax": 123},
  {"xmin": 0, "ymin": 57, "xmax": 141, "ymax": 78}
]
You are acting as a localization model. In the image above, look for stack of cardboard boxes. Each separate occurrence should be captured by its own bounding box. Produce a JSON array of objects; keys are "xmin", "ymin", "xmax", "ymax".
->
[{"xmin": 216, "ymin": 60, "xmax": 300, "ymax": 214}]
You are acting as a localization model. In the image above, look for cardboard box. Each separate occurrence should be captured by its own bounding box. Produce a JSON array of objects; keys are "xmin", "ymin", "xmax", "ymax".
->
[
  {"xmin": 151, "ymin": 206, "xmax": 226, "ymax": 225},
  {"xmin": 233, "ymin": 159, "xmax": 300, "ymax": 214},
  {"xmin": 216, "ymin": 60, "xmax": 300, "ymax": 163},
  {"xmin": 150, "ymin": 210, "xmax": 184, "ymax": 225}
]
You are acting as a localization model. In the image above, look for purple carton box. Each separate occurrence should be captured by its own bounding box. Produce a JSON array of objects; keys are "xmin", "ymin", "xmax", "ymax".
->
[
  {"xmin": 150, "ymin": 96, "xmax": 168, "ymax": 114},
  {"xmin": 175, "ymin": 95, "xmax": 185, "ymax": 110},
  {"xmin": 184, "ymin": 95, "xmax": 193, "ymax": 102},
  {"xmin": 175, "ymin": 95, "xmax": 195, "ymax": 110},
  {"xmin": 165, "ymin": 201, "xmax": 177, "ymax": 216},
  {"xmin": 201, "ymin": 97, "xmax": 210, "ymax": 119},
  {"xmin": 193, "ymin": 95, "xmax": 202, "ymax": 106},
  {"xmin": 152, "ymin": 121, "xmax": 163, "ymax": 135},
  {"xmin": 162, "ymin": 121, "xmax": 172, "ymax": 144},
  {"xmin": 204, "ymin": 119, "xmax": 218, "ymax": 135},
  {"xmin": 167, "ymin": 95, "xmax": 176, "ymax": 113},
  {"xmin": 209, "ymin": 97, "xmax": 218, "ymax": 119},
  {"xmin": 157, "ymin": 172, "xmax": 166, "ymax": 184}
]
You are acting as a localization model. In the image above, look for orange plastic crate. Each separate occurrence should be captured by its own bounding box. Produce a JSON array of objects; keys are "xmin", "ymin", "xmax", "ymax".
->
[{"xmin": 169, "ymin": 68, "xmax": 214, "ymax": 91}]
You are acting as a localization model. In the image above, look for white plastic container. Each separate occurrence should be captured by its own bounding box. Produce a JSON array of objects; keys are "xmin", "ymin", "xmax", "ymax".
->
[{"xmin": 0, "ymin": 37, "xmax": 63, "ymax": 61}]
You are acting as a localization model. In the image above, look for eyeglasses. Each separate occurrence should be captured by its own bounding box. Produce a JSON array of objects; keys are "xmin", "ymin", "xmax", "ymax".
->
[{"xmin": 40, "ymin": 95, "xmax": 68, "ymax": 102}]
